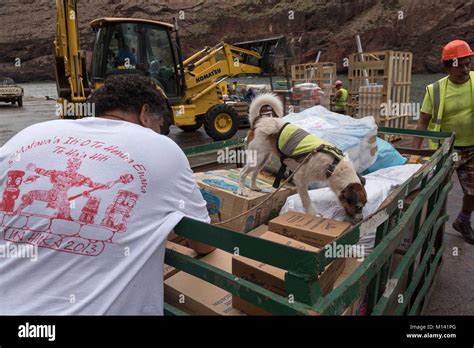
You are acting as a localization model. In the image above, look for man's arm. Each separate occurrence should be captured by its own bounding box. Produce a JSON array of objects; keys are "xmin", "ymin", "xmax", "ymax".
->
[
  {"xmin": 180, "ymin": 182, "xmax": 215, "ymax": 255},
  {"xmin": 412, "ymin": 112, "xmax": 432, "ymax": 149},
  {"xmin": 161, "ymin": 138, "xmax": 215, "ymax": 255},
  {"xmin": 28, "ymin": 164, "xmax": 53, "ymax": 177},
  {"xmin": 81, "ymin": 176, "xmax": 105, "ymax": 189},
  {"xmin": 413, "ymin": 87, "xmax": 434, "ymax": 149}
]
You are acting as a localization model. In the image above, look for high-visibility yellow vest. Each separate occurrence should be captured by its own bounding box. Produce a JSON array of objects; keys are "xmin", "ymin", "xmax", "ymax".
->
[
  {"xmin": 335, "ymin": 88, "xmax": 348, "ymax": 110},
  {"xmin": 426, "ymin": 71, "xmax": 474, "ymax": 149},
  {"xmin": 277, "ymin": 123, "xmax": 344, "ymax": 160}
]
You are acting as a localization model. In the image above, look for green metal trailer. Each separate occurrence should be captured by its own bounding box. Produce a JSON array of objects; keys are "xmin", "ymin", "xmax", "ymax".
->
[{"xmin": 165, "ymin": 127, "xmax": 455, "ymax": 316}]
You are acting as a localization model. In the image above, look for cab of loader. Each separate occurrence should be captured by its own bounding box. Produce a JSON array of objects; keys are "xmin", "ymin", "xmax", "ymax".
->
[
  {"xmin": 90, "ymin": 17, "xmax": 185, "ymax": 105},
  {"xmin": 55, "ymin": 1, "xmax": 287, "ymax": 140},
  {"xmin": 89, "ymin": 18, "xmax": 286, "ymax": 140}
]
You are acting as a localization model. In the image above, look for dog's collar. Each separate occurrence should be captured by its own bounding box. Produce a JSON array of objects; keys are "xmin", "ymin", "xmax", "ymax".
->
[{"xmin": 325, "ymin": 157, "xmax": 341, "ymax": 179}]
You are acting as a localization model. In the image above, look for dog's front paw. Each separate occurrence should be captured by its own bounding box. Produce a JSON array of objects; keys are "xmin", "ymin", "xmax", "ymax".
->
[
  {"xmin": 306, "ymin": 207, "xmax": 322, "ymax": 217},
  {"xmin": 237, "ymin": 188, "xmax": 248, "ymax": 197},
  {"xmin": 250, "ymin": 184, "xmax": 261, "ymax": 192}
]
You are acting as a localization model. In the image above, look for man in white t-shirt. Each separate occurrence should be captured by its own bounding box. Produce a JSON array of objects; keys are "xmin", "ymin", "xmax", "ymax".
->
[{"xmin": 0, "ymin": 75, "xmax": 213, "ymax": 315}]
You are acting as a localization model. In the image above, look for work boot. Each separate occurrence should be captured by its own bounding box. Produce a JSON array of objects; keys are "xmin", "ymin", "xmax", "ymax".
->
[{"xmin": 452, "ymin": 219, "xmax": 474, "ymax": 245}]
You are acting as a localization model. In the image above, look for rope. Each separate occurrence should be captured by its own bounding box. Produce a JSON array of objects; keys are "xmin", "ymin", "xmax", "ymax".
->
[{"xmin": 214, "ymin": 150, "xmax": 314, "ymax": 226}]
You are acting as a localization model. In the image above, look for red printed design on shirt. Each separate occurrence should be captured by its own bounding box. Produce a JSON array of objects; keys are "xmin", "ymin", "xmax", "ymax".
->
[
  {"xmin": 0, "ymin": 170, "xmax": 25, "ymax": 213},
  {"xmin": 0, "ymin": 146, "xmax": 143, "ymax": 256}
]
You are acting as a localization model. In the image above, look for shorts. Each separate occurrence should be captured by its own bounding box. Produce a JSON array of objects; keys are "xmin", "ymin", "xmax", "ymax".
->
[{"xmin": 455, "ymin": 146, "xmax": 474, "ymax": 195}]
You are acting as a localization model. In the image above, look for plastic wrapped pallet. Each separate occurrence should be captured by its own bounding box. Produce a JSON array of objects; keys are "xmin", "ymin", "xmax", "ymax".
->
[
  {"xmin": 288, "ymin": 83, "xmax": 325, "ymax": 112},
  {"xmin": 245, "ymin": 84, "xmax": 272, "ymax": 94},
  {"xmin": 282, "ymin": 105, "xmax": 378, "ymax": 173},
  {"xmin": 292, "ymin": 82, "xmax": 324, "ymax": 101}
]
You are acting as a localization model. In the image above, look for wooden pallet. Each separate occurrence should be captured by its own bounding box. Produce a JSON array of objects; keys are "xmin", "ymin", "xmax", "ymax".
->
[
  {"xmin": 290, "ymin": 62, "xmax": 336, "ymax": 109},
  {"xmin": 291, "ymin": 62, "xmax": 337, "ymax": 88},
  {"xmin": 347, "ymin": 51, "xmax": 413, "ymax": 140}
]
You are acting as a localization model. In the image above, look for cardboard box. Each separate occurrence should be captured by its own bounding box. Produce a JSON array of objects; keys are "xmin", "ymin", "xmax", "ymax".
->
[
  {"xmin": 232, "ymin": 296, "xmax": 267, "ymax": 316},
  {"xmin": 333, "ymin": 258, "xmax": 366, "ymax": 315},
  {"xmin": 407, "ymin": 155, "xmax": 430, "ymax": 164},
  {"xmin": 268, "ymin": 212, "xmax": 351, "ymax": 248},
  {"xmin": 333, "ymin": 258, "xmax": 363, "ymax": 289},
  {"xmin": 232, "ymin": 231, "xmax": 345, "ymax": 315},
  {"xmin": 195, "ymin": 170, "xmax": 292, "ymax": 233},
  {"xmin": 397, "ymin": 189, "xmax": 428, "ymax": 252},
  {"xmin": 163, "ymin": 242, "xmax": 199, "ymax": 280},
  {"xmin": 247, "ymin": 224, "xmax": 268, "ymax": 237},
  {"xmin": 164, "ymin": 249, "xmax": 245, "ymax": 315},
  {"xmin": 167, "ymin": 231, "xmax": 187, "ymax": 245},
  {"xmin": 385, "ymin": 253, "xmax": 410, "ymax": 315},
  {"xmin": 224, "ymin": 168, "xmax": 297, "ymax": 195},
  {"xmin": 407, "ymin": 155, "xmax": 422, "ymax": 164}
]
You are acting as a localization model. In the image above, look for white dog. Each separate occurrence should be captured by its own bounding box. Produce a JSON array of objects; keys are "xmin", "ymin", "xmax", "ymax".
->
[{"xmin": 238, "ymin": 93, "xmax": 367, "ymax": 222}]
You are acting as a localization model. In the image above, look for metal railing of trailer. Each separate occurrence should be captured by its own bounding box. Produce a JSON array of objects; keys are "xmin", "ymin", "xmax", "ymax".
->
[{"xmin": 165, "ymin": 128, "xmax": 455, "ymax": 315}]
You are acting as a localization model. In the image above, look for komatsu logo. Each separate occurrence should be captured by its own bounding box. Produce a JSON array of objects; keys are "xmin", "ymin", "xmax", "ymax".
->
[{"xmin": 196, "ymin": 68, "xmax": 221, "ymax": 83}]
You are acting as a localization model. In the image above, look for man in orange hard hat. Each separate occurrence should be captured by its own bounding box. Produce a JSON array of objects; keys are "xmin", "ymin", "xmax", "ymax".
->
[
  {"xmin": 413, "ymin": 39, "xmax": 474, "ymax": 244},
  {"xmin": 332, "ymin": 80, "xmax": 348, "ymax": 114}
]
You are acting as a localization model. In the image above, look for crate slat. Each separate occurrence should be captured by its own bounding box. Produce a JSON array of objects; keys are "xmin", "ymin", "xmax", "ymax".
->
[{"xmin": 348, "ymin": 50, "xmax": 413, "ymax": 141}]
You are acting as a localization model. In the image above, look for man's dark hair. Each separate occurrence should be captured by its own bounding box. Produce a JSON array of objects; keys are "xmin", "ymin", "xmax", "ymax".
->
[{"xmin": 88, "ymin": 75, "xmax": 170, "ymax": 120}]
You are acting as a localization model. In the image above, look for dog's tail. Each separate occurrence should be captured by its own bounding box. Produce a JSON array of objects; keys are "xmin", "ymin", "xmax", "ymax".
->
[{"xmin": 248, "ymin": 93, "xmax": 284, "ymax": 128}]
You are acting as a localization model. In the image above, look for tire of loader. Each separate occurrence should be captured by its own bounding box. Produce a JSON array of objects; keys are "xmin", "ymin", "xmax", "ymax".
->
[
  {"xmin": 179, "ymin": 117, "xmax": 203, "ymax": 132},
  {"xmin": 204, "ymin": 104, "xmax": 239, "ymax": 141},
  {"xmin": 17, "ymin": 97, "xmax": 23, "ymax": 107}
]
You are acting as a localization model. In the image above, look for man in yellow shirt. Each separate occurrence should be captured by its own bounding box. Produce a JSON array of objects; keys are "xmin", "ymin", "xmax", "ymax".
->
[
  {"xmin": 413, "ymin": 40, "xmax": 474, "ymax": 244},
  {"xmin": 332, "ymin": 80, "xmax": 348, "ymax": 114}
]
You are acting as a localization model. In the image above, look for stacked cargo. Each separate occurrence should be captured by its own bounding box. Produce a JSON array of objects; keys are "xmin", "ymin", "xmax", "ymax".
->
[
  {"xmin": 163, "ymin": 242, "xmax": 199, "ymax": 280},
  {"xmin": 164, "ymin": 213, "xmax": 353, "ymax": 315},
  {"xmin": 164, "ymin": 249, "xmax": 245, "ymax": 315},
  {"xmin": 194, "ymin": 169, "xmax": 294, "ymax": 233},
  {"xmin": 230, "ymin": 212, "xmax": 352, "ymax": 315},
  {"xmin": 286, "ymin": 83, "xmax": 325, "ymax": 113}
]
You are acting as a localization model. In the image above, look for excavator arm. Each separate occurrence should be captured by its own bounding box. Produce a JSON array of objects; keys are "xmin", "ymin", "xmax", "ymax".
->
[
  {"xmin": 54, "ymin": 0, "xmax": 90, "ymax": 113},
  {"xmin": 182, "ymin": 42, "xmax": 263, "ymax": 103},
  {"xmin": 172, "ymin": 36, "xmax": 285, "ymax": 133},
  {"xmin": 181, "ymin": 36, "xmax": 285, "ymax": 104}
]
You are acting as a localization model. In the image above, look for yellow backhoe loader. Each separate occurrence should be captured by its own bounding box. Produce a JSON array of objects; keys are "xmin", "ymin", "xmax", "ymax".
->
[{"xmin": 55, "ymin": 0, "xmax": 284, "ymax": 140}]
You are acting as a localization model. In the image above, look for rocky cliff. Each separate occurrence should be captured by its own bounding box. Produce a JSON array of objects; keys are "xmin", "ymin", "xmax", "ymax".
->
[{"xmin": 0, "ymin": 0, "xmax": 473, "ymax": 82}]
